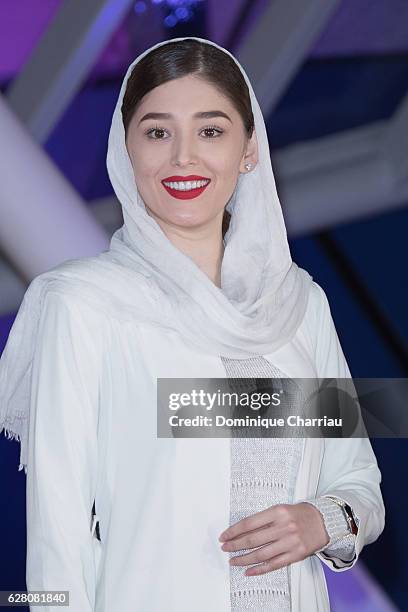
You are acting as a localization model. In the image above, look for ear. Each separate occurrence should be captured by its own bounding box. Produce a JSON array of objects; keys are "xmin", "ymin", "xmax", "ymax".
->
[{"xmin": 239, "ymin": 129, "xmax": 258, "ymax": 174}]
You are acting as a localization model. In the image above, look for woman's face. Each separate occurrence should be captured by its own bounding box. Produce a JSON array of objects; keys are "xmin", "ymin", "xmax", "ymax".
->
[{"xmin": 125, "ymin": 74, "xmax": 258, "ymax": 233}]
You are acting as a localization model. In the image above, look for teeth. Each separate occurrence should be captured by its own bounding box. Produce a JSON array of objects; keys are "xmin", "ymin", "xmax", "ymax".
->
[{"xmin": 163, "ymin": 179, "xmax": 210, "ymax": 191}]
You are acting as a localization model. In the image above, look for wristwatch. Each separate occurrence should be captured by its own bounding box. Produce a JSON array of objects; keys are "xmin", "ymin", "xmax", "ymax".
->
[{"xmin": 326, "ymin": 496, "xmax": 359, "ymax": 535}]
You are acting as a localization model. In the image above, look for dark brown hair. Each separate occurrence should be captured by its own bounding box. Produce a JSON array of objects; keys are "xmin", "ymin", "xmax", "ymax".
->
[{"xmin": 121, "ymin": 39, "xmax": 255, "ymax": 238}]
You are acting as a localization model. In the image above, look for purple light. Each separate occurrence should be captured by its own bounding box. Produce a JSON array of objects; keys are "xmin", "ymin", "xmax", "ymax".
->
[
  {"xmin": 175, "ymin": 7, "xmax": 190, "ymax": 20},
  {"xmin": 164, "ymin": 13, "xmax": 178, "ymax": 27},
  {"xmin": 134, "ymin": 1, "xmax": 147, "ymax": 13}
]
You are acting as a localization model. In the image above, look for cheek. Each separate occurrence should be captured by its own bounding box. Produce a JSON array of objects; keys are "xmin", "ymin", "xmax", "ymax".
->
[
  {"xmin": 209, "ymin": 144, "xmax": 242, "ymax": 176},
  {"xmin": 132, "ymin": 159, "xmax": 161, "ymax": 189},
  {"xmin": 128, "ymin": 142, "xmax": 163, "ymax": 179},
  {"xmin": 215, "ymin": 160, "xmax": 240, "ymax": 191}
]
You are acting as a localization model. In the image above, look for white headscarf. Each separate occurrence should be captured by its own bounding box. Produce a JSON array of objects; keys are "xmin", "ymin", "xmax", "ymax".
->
[{"xmin": 0, "ymin": 36, "xmax": 313, "ymax": 472}]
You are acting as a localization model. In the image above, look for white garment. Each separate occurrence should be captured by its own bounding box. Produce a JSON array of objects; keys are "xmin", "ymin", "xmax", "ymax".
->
[
  {"xmin": 20, "ymin": 272, "xmax": 384, "ymax": 611},
  {"xmin": 0, "ymin": 34, "xmax": 384, "ymax": 612}
]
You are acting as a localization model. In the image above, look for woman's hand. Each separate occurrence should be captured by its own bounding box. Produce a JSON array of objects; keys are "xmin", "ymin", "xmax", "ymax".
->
[{"xmin": 218, "ymin": 502, "xmax": 329, "ymax": 576}]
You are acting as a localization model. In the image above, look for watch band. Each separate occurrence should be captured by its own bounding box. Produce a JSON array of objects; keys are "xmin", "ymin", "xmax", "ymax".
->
[{"xmin": 325, "ymin": 496, "xmax": 358, "ymax": 535}]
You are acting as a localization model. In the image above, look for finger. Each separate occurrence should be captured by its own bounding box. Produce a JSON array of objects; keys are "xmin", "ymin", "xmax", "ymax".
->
[
  {"xmin": 229, "ymin": 539, "xmax": 289, "ymax": 567},
  {"xmin": 245, "ymin": 553, "xmax": 293, "ymax": 576},
  {"xmin": 221, "ymin": 525, "xmax": 285, "ymax": 552},
  {"xmin": 219, "ymin": 507, "xmax": 276, "ymax": 542}
]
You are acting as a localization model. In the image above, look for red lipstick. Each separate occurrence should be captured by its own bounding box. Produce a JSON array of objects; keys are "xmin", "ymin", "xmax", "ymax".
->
[{"xmin": 161, "ymin": 175, "xmax": 211, "ymax": 200}]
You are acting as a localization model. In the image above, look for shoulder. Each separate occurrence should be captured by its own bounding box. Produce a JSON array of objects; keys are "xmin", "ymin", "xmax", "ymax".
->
[
  {"xmin": 301, "ymin": 280, "xmax": 333, "ymax": 343},
  {"xmin": 25, "ymin": 254, "xmax": 158, "ymax": 332},
  {"xmin": 24, "ymin": 262, "xmax": 108, "ymax": 372},
  {"xmin": 15, "ymin": 261, "xmax": 112, "ymax": 356},
  {"xmin": 25, "ymin": 253, "xmax": 145, "ymax": 323},
  {"xmin": 306, "ymin": 280, "xmax": 332, "ymax": 319}
]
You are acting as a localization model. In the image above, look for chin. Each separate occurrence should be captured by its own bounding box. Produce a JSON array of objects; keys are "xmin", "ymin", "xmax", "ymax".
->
[
  {"xmin": 146, "ymin": 202, "xmax": 215, "ymax": 230},
  {"xmin": 170, "ymin": 215, "xmax": 207, "ymax": 227}
]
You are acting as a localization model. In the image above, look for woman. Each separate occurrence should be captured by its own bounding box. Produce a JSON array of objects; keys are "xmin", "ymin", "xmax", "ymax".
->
[{"xmin": 0, "ymin": 37, "xmax": 384, "ymax": 611}]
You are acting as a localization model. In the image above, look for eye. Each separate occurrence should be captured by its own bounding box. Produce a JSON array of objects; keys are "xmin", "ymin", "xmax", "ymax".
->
[
  {"xmin": 200, "ymin": 125, "xmax": 223, "ymax": 138},
  {"xmin": 145, "ymin": 125, "xmax": 170, "ymax": 140}
]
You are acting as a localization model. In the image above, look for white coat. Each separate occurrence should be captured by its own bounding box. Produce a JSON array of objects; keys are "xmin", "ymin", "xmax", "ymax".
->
[{"xmin": 24, "ymin": 272, "xmax": 385, "ymax": 611}]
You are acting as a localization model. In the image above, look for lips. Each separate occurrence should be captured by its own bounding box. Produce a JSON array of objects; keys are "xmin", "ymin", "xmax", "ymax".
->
[{"xmin": 161, "ymin": 175, "xmax": 211, "ymax": 200}]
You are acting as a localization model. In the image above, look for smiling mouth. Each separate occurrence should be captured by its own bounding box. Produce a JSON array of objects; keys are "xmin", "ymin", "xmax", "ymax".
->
[{"xmin": 161, "ymin": 179, "xmax": 211, "ymax": 200}]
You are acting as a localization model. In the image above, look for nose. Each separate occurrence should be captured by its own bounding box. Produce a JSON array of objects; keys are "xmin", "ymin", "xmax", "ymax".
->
[{"xmin": 171, "ymin": 132, "xmax": 198, "ymax": 168}]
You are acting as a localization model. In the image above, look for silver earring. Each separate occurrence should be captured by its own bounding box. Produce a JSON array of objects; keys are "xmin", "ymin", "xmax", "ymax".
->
[{"xmin": 245, "ymin": 163, "xmax": 252, "ymax": 171}]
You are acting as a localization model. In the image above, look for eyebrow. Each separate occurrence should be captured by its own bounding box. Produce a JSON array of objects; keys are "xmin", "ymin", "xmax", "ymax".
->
[{"xmin": 137, "ymin": 110, "xmax": 232, "ymax": 125}]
